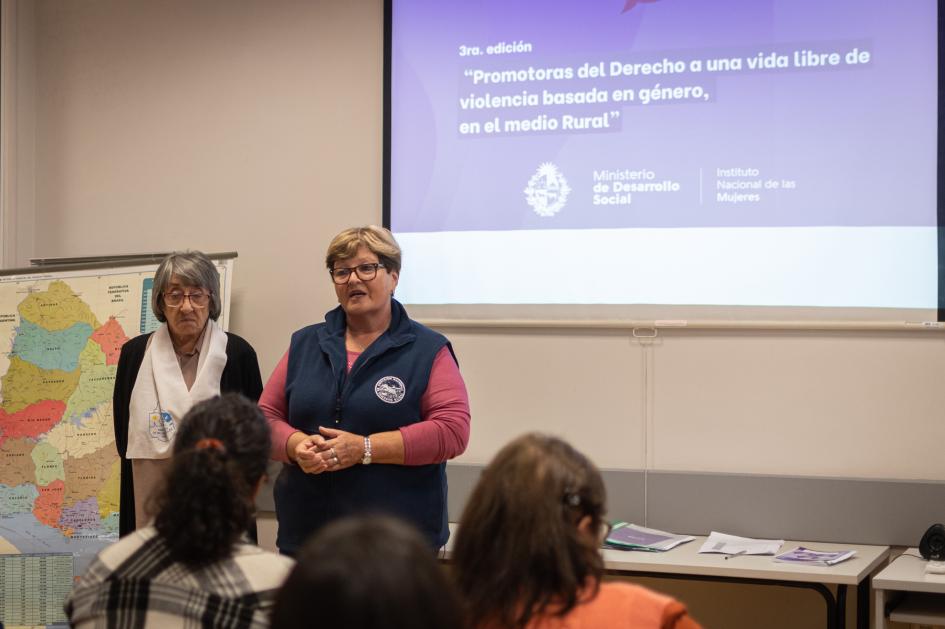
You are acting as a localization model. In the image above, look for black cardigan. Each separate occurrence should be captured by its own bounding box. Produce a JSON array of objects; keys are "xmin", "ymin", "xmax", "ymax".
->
[{"xmin": 112, "ymin": 331, "xmax": 263, "ymax": 537}]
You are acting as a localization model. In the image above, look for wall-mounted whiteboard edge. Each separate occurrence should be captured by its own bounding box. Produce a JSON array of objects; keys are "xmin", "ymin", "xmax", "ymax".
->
[{"xmin": 418, "ymin": 317, "xmax": 945, "ymax": 332}]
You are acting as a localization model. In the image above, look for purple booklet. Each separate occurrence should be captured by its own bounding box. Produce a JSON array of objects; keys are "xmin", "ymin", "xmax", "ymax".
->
[
  {"xmin": 773, "ymin": 547, "xmax": 856, "ymax": 566},
  {"xmin": 604, "ymin": 523, "xmax": 694, "ymax": 551}
]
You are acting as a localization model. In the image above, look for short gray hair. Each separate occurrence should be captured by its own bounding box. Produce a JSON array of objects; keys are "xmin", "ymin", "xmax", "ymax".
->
[{"xmin": 151, "ymin": 251, "xmax": 222, "ymax": 322}]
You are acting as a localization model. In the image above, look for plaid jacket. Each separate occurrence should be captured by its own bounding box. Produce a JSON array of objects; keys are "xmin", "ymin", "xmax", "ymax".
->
[{"xmin": 65, "ymin": 527, "xmax": 294, "ymax": 628}]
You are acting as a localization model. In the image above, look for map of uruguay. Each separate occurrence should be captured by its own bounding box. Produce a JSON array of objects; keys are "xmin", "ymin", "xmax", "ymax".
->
[{"xmin": 0, "ymin": 280, "xmax": 126, "ymax": 540}]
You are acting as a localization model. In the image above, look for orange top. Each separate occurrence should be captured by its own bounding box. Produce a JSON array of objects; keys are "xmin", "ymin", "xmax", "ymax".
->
[{"xmin": 480, "ymin": 582, "xmax": 702, "ymax": 629}]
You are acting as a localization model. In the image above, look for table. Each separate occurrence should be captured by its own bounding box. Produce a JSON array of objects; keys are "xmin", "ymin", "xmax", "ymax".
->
[
  {"xmin": 599, "ymin": 538, "xmax": 888, "ymax": 629},
  {"xmin": 874, "ymin": 549, "xmax": 945, "ymax": 629},
  {"xmin": 443, "ymin": 525, "xmax": 888, "ymax": 629}
]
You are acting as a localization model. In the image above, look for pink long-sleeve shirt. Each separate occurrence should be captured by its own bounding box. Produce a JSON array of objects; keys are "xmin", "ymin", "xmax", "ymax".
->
[{"xmin": 259, "ymin": 345, "xmax": 471, "ymax": 465}]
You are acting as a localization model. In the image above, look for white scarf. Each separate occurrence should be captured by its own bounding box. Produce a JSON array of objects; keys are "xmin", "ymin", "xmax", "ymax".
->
[{"xmin": 126, "ymin": 320, "xmax": 228, "ymax": 459}]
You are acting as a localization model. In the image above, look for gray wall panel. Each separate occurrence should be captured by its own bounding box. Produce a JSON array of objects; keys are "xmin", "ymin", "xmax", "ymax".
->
[
  {"xmin": 601, "ymin": 469, "xmax": 648, "ymax": 525},
  {"xmin": 447, "ymin": 464, "xmax": 646, "ymax": 522},
  {"xmin": 447, "ymin": 466, "xmax": 945, "ymax": 546},
  {"xmin": 446, "ymin": 464, "xmax": 482, "ymax": 520},
  {"xmin": 645, "ymin": 471, "xmax": 945, "ymax": 546},
  {"xmin": 263, "ymin": 464, "xmax": 944, "ymax": 548}
]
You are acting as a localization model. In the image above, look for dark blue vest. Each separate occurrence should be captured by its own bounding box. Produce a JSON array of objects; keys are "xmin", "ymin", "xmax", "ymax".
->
[{"xmin": 274, "ymin": 299, "xmax": 452, "ymax": 554}]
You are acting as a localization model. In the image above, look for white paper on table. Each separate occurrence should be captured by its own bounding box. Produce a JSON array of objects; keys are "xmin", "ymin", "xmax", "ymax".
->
[{"xmin": 698, "ymin": 531, "xmax": 784, "ymax": 556}]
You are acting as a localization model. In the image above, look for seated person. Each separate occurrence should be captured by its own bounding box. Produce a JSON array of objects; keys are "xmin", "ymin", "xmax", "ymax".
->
[
  {"xmin": 271, "ymin": 515, "xmax": 466, "ymax": 629},
  {"xmin": 66, "ymin": 394, "xmax": 294, "ymax": 628},
  {"xmin": 452, "ymin": 433, "xmax": 702, "ymax": 629}
]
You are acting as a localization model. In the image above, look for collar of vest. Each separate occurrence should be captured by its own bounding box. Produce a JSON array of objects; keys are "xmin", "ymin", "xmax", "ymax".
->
[{"xmin": 318, "ymin": 298, "xmax": 416, "ymax": 356}]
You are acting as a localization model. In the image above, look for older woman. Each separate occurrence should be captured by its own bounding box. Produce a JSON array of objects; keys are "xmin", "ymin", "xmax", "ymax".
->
[
  {"xmin": 113, "ymin": 251, "xmax": 263, "ymax": 536},
  {"xmin": 452, "ymin": 433, "xmax": 702, "ymax": 629},
  {"xmin": 259, "ymin": 225, "xmax": 471, "ymax": 554}
]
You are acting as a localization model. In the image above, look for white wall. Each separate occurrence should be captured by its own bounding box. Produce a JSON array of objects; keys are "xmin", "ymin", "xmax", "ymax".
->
[
  {"xmin": 26, "ymin": 0, "xmax": 382, "ymax": 383},
  {"xmin": 14, "ymin": 0, "xmax": 945, "ymax": 482},
  {"xmin": 450, "ymin": 325, "xmax": 945, "ymax": 482},
  {"xmin": 649, "ymin": 329, "xmax": 945, "ymax": 479},
  {"xmin": 1, "ymin": 0, "xmax": 37, "ymax": 267}
]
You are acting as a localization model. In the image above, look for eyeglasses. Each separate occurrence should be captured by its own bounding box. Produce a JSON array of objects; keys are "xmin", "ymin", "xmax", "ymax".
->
[
  {"xmin": 163, "ymin": 291, "xmax": 211, "ymax": 308},
  {"xmin": 329, "ymin": 262, "xmax": 385, "ymax": 285}
]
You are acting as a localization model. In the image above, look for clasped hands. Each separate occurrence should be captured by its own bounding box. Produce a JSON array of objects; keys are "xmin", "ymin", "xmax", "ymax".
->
[{"xmin": 294, "ymin": 426, "xmax": 363, "ymax": 475}]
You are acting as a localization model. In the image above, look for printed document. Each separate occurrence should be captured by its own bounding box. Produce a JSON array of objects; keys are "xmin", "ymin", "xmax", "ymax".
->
[{"xmin": 698, "ymin": 531, "xmax": 784, "ymax": 556}]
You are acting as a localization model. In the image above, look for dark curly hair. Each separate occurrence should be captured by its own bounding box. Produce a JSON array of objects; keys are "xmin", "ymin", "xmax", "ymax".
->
[
  {"xmin": 152, "ymin": 393, "xmax": 270, "ymax": 566},
  {"xmin": 451, "ymin": 433, "xmax": 607, "ymax": 629}
]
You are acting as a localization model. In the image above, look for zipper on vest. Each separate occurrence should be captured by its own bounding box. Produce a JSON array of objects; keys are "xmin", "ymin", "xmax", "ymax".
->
[{"xmin": 338, "ymin": 351, "xmax": 379, "ymax": 421}]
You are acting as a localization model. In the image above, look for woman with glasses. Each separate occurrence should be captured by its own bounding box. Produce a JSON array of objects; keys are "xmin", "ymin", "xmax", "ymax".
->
[
  {"xmin": 452, "ymin": 433, "xmax": 702, "ymax": 629},
  {"xmin": 259, "ymin": 225, "xmax": 470, "ymax": 554},
  {"xmin": 113, "ymin": 250, "xmax": 263, "ymax": 536}
]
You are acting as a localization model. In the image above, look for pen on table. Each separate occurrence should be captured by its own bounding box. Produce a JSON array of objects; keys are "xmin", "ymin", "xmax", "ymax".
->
[{"xmin": 724, "ymin": 550, "xmax": 747, "ymax": 560}]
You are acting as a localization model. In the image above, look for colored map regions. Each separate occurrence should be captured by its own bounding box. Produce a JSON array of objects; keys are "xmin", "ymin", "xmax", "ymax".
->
[
  {"xmin": 62, "ymin": 442, "xmax": 114, "ymax": 509},
  {"xmin": 98, "ymin": 460, "xmax": 121, "ymax": 519},
  {"xmin": 44, "ymin": 402, "xmax": 114, "ymax": 459},
  {"xmin": 0, "ymin": 438, "xmax": 37, "ymax": 486},
  {"xmin": 0, "ymin": 265, "xmax": 228, "ymax": 582},
  {"xmin": 64, "ymin": 341, "xmax": 116, "ymax": 424},
  {"xmin": 0, "ymin": 433, "xmax": 118, "ymax": 536},
  {"xmin": 90, "ymin": 318, "xmax": 128, "ymax": 366},
  {"xmin": 17, "ymin": 280, "xmax": 100, "ymax": 332},
  {"xmin": 0, "ymin": 358, "xmax": 80, "ymax": 415},
  {"xmin": 11, "ymin": 319, "xmax": 93, "ymax": 372},
  {"xmin": 31, "ymin": 441, "xmax": 64, "ymax": 486},
  {"xmin": 33, "ymin": 480, "xmax": 64, "ymax": 528},
  {"xmin": 23, "ymin": 441, "xmax": 116, "ymax": 536},
  {"xmin": 61, "ymin": 497, "xmax": 101, "ymax": 532},
  {"xmin": 0, "ymin": 484, "xmax": 37, "ymax": 515},
  {"xmin": 0, "ymin": 277, "xmax": 125, "ymax": 565},
  {"xmin": 0, "ymin": 399, "xmax": 66, "ymax": 444}
]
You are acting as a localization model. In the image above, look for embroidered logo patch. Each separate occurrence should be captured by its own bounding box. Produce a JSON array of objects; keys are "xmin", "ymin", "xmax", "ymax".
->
[
  {"xmin": 374, "ymin": 376, "xmax": 406, "ymax": 404},
  {"xmin": 149, "ymin": 409, "xmax": 176, "ymax": 442}
]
